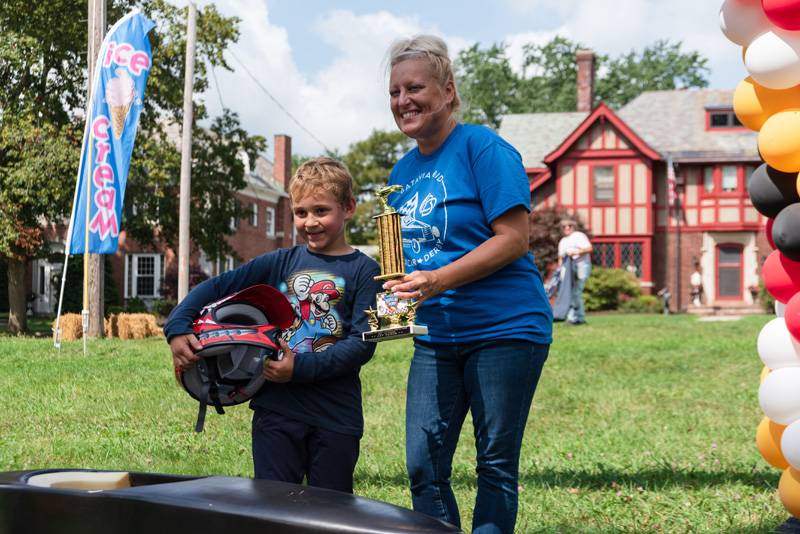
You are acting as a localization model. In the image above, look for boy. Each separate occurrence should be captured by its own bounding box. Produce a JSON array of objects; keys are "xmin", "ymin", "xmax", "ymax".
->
[{"xmin": 165, "ymin": 157, "xmax": 381, "ymax": 493}]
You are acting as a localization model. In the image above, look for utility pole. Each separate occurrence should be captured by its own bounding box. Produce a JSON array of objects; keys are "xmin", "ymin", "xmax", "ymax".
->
[
  {"xmin": 178, "ymin": 2, "xmax": 197, "ymax": 303},
  {"xmin": 87, "ymin": 0, "xmax": 105, "ymax": 337}
]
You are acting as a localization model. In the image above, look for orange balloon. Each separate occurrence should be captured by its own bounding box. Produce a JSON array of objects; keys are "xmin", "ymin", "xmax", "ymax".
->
[
  {"xmin": 761, "ymin": 366, "xmax": 772, "ymax": 384},
  {"xmin": 757, "ymin": 416, "xmax": 789, "ymax": 469},
  {"xmin": 779, "ymin": 467, "xmax": 800, "ymax": 518},
  {"xmin": 759, "ymin": 110, "xmax": 800, "ymax": 172},
  {"xmin": 735, "ymin": 77, "xmax": 800, "ymax": 132}
]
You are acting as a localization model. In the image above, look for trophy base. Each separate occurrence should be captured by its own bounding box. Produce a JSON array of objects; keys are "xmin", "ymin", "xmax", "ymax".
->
[{"xmin": 362, "ymin": 324, "xmax": 428, "ymax": 342}]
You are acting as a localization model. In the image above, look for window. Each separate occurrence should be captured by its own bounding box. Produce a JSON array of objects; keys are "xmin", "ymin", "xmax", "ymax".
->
[
  {"xmin": 744, "ymin": 164, "xmax": 757, "ymax": 191},
  {"xmin": 224, "ymin": 255, "xmax": 237, "ymax": 272},
  {"xmin": 721, "ymin": 165, "xmax": 737, "ymax": 192},
  {"xmin": 124, "ymin": 253, "xmax": 163, "ymax": 298},
  {"xmin": 592, "ymin": 243, "xmax": 616, "ymax": 268},
  {"xmin": 265, "ymin": 206, "xmax": 276, "ymax": 237},
  {"xmin": 592, "ymin": 241, "xmax": 644, "ymax": 278},
  {"xmin": 249, "ymin": 203, "xmax": 258, "ymax": 226},
  {"xmin": 717, "ymin": 245, "xmax": 742, "ymax": 298},
  {"xmin": 620, "ymin": 242, "xmax": 643, "ymax": 278},
  {"xmin": 592, "ymin": 166, "xmax": 614, "ymax": 202},
  {"xmin": 708, "ymin": 110, "xmax": 744, "ymax": 129},
  {"xmin": 703, "ymin": 167, "xmax": 714, "ymax": 193},
  {"xmin": 230, "ymin": 215, "xmax": 239, "ymax": 231}
]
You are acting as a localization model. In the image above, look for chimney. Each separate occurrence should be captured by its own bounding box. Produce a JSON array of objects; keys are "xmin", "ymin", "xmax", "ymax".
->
[
  {"xmin": 273, "ymin": 134, "xmax": 292, "ymax": 192},
  {"xmin": 273, "ymin": 134, "xmax": 295, "ymax": 247},
  {"xmin": 576, "ymin": 50, "xmax": 595, "ymax": 112}
]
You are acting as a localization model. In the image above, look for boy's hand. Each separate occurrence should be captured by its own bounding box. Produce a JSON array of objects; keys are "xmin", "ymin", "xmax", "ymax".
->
[
  {"xmin": 170, "ymin": 333, "xmax": 202, "ymax": 369},
  {"xmin": 264, "ymin": 339, "xmax": 294, "ymax": 383}
]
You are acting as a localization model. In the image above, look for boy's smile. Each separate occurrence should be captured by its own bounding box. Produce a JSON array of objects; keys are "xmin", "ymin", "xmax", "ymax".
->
[{"xmin": 292, "ymin": 189, "xmax": 355, "ymax": 256}]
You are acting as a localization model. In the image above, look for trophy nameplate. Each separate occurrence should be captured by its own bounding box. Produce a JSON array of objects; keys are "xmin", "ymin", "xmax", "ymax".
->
[{"xmin": 362, "ymin": 185, "xmax": 428, "ymax": 342}]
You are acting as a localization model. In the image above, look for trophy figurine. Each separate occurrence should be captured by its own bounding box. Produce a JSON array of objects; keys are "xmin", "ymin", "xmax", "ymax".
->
[{"xmin": 362, "ymin": 185, "xmax": 428, "ymax": 342}]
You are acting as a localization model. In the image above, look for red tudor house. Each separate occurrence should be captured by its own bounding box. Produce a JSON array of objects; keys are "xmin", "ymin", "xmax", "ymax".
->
[
  {"xmin": 499, "ymin": 52, "xmax": 764, "ymax": 312},
  {"xmin": 25, "ymin": 135, "xmax": 297, "ymax": 315}
]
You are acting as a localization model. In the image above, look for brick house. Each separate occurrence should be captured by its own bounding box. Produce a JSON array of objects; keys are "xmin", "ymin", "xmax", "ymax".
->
[
  {"xmin": 499, "ymin": 51, "xmax": 764, "ymax": 312},
  {"xmin": 27, "ymin": 134, "xmax": 296, "ymax": 314}
]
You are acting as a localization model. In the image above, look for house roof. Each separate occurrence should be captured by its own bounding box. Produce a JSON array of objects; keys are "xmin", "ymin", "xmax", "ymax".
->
[
  {"xmin": 543, "ymin": 102, "xmax": 660, "ymax": 163},
  {"xmin": 499, "ymin": 89, "xmax": 760, "ymax": 168},
  {"xmin": 617, "ymin": 89, "xmax": 759, "ymax": 162},
  {"xmin": 498, "ymin": 111, "xmax": 587, "ymax": 168}
]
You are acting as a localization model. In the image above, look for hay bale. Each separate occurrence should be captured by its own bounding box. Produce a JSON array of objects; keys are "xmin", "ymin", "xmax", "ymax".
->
[
  {"xmin": 104, "ymin": 314, "xmax": 119, "ymax": 338},
  {"xmin": 53, "ymin": 314, "xmax": 83, "ymax": 341},
  {"xmin": 117, "ymin": 313, "xmax": 162, "ymax": 339}
]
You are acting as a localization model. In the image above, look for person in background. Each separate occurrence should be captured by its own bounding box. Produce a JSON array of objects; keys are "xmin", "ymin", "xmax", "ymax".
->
[
  {"xmin": 557, "ymin": 218, "xmax": 592, "ymax": 325},
  {"xmin": 382, "ymin": 34, "xmax": 552, "ymax": 534}
]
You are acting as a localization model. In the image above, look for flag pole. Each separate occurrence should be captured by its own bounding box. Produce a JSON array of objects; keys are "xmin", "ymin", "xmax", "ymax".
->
[{"xmin": 82, "ymin": 133, "xmax": 93, "ymax": 356}]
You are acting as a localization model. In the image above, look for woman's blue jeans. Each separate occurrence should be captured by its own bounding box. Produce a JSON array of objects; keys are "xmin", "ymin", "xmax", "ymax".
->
[{"xmin": 405, "ymin": 339, "xmax": 549, "ymax": 534}]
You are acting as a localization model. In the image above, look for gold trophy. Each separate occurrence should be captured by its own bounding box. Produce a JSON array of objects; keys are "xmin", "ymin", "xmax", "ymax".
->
[{"xmin": 362, "ymin": 185, "xmax": 428, "ymax": 342}]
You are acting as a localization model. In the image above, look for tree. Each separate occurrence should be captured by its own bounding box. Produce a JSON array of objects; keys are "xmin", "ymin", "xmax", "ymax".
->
[
  {"xmin": 454, "ymin": 36, "xmax": 710, "ymax": 129},
  {"xmin": 0, "ymin": 0, "xmax": 262, "ymax": 333},
  {"xmin": 341, "ymin": 129, "xmax": 412, "ymax": 245},
  {"xmin": 595, "ymin": 40, "xmax": 710, "ymax": 109},
  {"xmin": 455, "ymin": 43, "xmax": 520, "ymax": 129}
]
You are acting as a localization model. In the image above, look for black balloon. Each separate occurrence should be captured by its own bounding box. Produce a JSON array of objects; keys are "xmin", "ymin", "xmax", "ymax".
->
[
  {"xmin": 773, "ymin": 203, "xmax": 800, "ymax": 261},
  {"xmin": 748, "ymin": 163, "xmax": 800, "ymax": 218}
]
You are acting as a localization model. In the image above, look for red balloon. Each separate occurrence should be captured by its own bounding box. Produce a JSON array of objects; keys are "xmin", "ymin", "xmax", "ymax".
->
[
  {"xmin": 786, "ymin": 293, "xmax": 800, "ymax": 341},
  {"xmin": 763, "ymin": 0, "xmax": 800, "ymax": 30},
  {"xmin": 767, "ymin": 217, "xmax": 776, "ymax": 250},
  {"xmin": 763, "ymin": 249, "xmax": 800, "ymax": 303}
]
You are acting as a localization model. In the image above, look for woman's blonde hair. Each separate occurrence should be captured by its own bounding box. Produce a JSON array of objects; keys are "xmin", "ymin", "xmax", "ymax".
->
[
  {"xmin": 289, "ymin": 157, "xmax": 354, "ymax": 206},
  {"xmin": 387, "ymin": 34, "xmax": 461, "ymax": 113}
]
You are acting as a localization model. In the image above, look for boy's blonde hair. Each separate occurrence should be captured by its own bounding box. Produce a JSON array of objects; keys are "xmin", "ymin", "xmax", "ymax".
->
[{"xmin": 289, "ymin": 157, "xmax": 355, "ymax": 206}]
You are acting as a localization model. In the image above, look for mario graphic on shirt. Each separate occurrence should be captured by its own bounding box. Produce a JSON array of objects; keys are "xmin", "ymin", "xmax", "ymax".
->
[{"xmin": 281, "ymin": 271, "xmax": 344, "ymax": 353}]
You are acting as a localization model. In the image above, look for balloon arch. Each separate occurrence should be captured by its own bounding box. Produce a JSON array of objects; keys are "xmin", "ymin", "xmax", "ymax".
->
[{"xmin": 721, "ymin": 0, "xmax": 800, "ymax": 519}]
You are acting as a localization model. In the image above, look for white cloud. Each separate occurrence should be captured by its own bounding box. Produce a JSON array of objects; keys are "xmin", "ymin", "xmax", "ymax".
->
[
  {"xmin": 178, "ymin": 0, "xmax": 747, "ymax": 158},
  {"xmin": 500, "ymin": 0, "xmax": 747, "ymax": 90},
  {"xmin": 191, "ymin": 3, "xmax": 467, "ymax": 156}
]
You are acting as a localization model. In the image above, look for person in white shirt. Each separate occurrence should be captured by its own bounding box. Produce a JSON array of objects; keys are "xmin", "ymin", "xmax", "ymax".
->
[{"xmin": 557, "ymin": 219, "xmax": 593, "ymax": 325}]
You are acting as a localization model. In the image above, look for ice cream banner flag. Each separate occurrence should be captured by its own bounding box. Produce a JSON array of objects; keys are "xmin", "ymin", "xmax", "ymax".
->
[{"xmin": 67, "ymin": 10, "xmax": 155, "ymax": 254}]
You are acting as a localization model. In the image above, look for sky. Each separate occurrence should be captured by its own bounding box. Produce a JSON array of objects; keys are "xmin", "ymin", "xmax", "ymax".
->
[{"xmin": 173, "ymin": 0, "xmax": 746, "ymax": 157}]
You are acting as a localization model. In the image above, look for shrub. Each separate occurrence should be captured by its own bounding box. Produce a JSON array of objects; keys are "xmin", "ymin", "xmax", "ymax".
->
[
  {"xmin": 584, "ymin": 267, "xmax": 641, "ymax": 311},
  {"xmin": 619, "ymin": 295, "xmax": 662, "ymax": 314},
  {"xmin": 125, "ymin": 297, "xmax": 148, "ymax": 313},
  {"xmin": 152, "ymin": 299, "xmax": 176, "ymax": 318},
  {"xmin": 758, "ymin": 278, "xmax": 775, "ymax": 313}
]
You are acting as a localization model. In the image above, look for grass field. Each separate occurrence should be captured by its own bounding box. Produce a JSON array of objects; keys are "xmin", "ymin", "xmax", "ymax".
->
[{"xmin": 0, "ymin": 313, "xmax": 788, "ymax": 532}]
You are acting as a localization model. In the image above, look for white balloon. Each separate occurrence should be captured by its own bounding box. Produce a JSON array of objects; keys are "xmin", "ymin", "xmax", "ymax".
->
[
  {"xmin": 745, "ymin": 30, "xmax": 800, "ymax": 89},
  {"xmin": 777, "ymin": 301, "xmax": 786, "ymax": 318},
  {"xmin": 760, "ymin": 367, "xmax": 800, "ymax": 425},
  {"xmin": 782, "ymin": 420, "xmax": 800, "ymax": 470},
  {"xmin": 720, "ymin": 0, "xmax": 772, "ymax": 46},
  {"xmin": 757, "ymin": 317, "xmax": 800, "ymax": 369}
]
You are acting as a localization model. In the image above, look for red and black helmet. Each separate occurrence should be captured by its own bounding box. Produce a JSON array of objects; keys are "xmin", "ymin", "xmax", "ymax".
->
[{"xmin": 179, "ymin": 284, "xmax": 295, "ymax": 432}]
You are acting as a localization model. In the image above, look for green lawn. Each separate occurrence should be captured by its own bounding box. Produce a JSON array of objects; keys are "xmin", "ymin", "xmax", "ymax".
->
[{"xmin": 0, "ymin": 314, "xmax": 787, "ymax": 532}]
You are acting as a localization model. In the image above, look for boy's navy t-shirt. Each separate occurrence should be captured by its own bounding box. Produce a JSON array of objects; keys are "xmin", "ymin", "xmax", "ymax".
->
[
  {"xmin": 164, "ymin": 246, "xmax": 381, "ymax": 436},
  {"xmin": 388, "ymin": 123, "xmax": 553, "ymax": 345}
]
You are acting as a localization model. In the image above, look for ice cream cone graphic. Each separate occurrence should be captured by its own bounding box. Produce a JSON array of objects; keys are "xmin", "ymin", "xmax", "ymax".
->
[{"xmin": 105, "ymin": 69, "xmax": 135, "ymax": 139}]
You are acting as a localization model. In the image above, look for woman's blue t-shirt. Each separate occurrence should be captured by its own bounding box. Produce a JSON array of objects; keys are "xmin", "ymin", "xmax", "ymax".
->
[{"xmin": 388, "ymin": 123, "xmax": 553, "ymax": 345}]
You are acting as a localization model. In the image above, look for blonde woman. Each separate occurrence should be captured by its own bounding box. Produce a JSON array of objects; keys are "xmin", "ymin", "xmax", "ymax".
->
[{"xmin": 382, "ymin": 35, "xmax": 553, "ymax": 534}]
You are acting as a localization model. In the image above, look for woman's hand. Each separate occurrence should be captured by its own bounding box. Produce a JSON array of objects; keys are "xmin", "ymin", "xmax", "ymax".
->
[
  {"xmin": 169, "ymin": 333, "xmax": 202, "ymax": 369},
  {"xmin": 383, "ymin": 269, "xmax": 444, "ymax": 303}
]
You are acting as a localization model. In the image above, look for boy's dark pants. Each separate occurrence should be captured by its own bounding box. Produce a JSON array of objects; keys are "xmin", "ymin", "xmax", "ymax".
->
[{"xmin": 251, "ymin": 408, "xmax": 360, "ymax": 493}]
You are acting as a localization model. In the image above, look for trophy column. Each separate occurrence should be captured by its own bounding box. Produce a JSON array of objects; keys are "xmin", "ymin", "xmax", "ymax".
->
[{"xmin": 362, "ymin": 186, "xmax": 428, "ymax": 342}]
